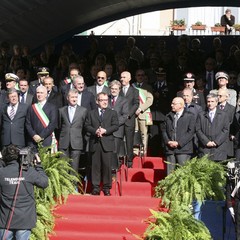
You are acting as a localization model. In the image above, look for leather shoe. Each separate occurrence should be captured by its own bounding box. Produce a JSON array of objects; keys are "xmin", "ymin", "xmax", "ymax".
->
[
  {"xmin": 92, "ymin": 189, "xmax": 100, "ymax": 195},
  {"xmin": 103, "ymin": 190, "xmax": 111, "ymax": 196}
]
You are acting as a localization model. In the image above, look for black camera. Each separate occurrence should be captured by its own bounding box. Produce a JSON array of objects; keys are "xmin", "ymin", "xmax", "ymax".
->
[{"xmin": 19, "ymin": 147, "xmax": 36, "ymax": 170}]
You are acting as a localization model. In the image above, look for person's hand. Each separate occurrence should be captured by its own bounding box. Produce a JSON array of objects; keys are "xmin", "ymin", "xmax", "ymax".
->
[{"xmin": 33, "ymin": 135, "xmax": 42, "ymax": 143}]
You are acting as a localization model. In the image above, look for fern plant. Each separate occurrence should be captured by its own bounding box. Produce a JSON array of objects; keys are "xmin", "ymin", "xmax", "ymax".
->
[
  {"xmin": 143, "ymin": 203, "xmax": 211, "ymax": 240},
  {"xmin": 30, "ymin": 146, "xmax": 83, "ymax": 240},
  {"xmin": 155, "ymin": 155, "xmax": 226, "ymax": 208}
]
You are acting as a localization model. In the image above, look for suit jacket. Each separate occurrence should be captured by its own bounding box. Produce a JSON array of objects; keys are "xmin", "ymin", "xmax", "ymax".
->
[
  {"xmin": 162, "ymin": 110, "xmax": 196, "ymax": 155},
  {"xmin": 81, "ymin": 89, "xmax": 97, "ymax": 111},
  {"xmin": 25, "ymin": 92, "xmax": 33, "ymax": 105},
  {"xmin": 210, "ymin": 88, "xmax": 237, "ymax": 107},
  {"xmin": 137, "ymin": 89, "xmax": 153, "ymax": 120},
  {"xmin": 196, "ymin": 109, "xmax": 229, "ymax": 160},
  {"xmin": 132, "ymin": 82, "xmax": 153, "ymax": 94},
  {"xmin": 87, "ymin": 84, "xmax": 110, "ymax": 97},
  {"xmin": 1, "ymin": 103, "xmax": 29, "ymax": 147},
  {"xmin": 108, "ymin": 95, "xmax": 129, "ymax": 138},
  {"xmin": 218, "ymin": 102, "xmax": 235, "ymax": 156},
  {"xmin": 33, "ymin": 90, "xmax": 63, "ymax": 109},
  {"xmin": 26, "ymin": 102, "xmax": 58, "ymax": 147},
  {"xmin": 85, "ymin": 108, "xmax": 119, "ymax": 152},
  {"xmin": 120, "ymin": 86, "xmax": 139, "ymax": 127},
  {"xmin": 177, "ymin": 89, "xmax": 206, "ymax": 110},
  {"xmin": 29, "ymin": 80, "xmax": 58, "ymax": 94},
  {"xmin": 58, "ymin": 105, "xmax": 87, "ymax": 150}
]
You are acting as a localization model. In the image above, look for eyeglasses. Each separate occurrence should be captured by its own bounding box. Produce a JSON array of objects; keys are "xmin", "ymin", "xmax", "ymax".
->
[
  {"xmin": 97, "ymin": 76, "xmax": 105, "ymax": 79},
  {"xmin": 98, "ymin": 99, "xmax": 108, "ymax": 102},
  {"xmin": 137, "ymin": 74, "xmax": 144, "ymax": 77}
]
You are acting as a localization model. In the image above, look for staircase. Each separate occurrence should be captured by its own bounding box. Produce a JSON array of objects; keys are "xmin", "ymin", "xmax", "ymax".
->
[{"xmin": 49, "ymin": 156, "xmax": 166, "ymax": 240}]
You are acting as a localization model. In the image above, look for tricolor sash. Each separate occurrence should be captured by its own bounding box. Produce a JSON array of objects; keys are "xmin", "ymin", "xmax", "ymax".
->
[
  {"xmin": 64, "ymin": 78, "xmax": 71, "ymax": 85},
  {"xmin": 32, "ymin": 103, "xmax": 58, "ymax": 153},
  {"xmin": 133, "ymin": 84, "xmax": 153, "ymax": 125}
]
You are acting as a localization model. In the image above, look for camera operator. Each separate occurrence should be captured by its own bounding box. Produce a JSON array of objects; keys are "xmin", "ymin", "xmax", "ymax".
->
[{"xmin": 0, "ymin": 145, "xmax": 48, "ymax": 240}]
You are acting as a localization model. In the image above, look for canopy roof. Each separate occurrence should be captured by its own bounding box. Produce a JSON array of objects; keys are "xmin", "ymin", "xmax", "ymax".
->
[{"xmin": 1, "ymin": 0, "xmax": 240, "ymax": 50}]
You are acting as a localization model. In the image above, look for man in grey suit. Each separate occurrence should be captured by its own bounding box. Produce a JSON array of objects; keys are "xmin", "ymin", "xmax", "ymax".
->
[
  {"xmin": 0, "ymin": 89, "xmax": 28, "ymax": 148},
  {"xmin": 120, "ymin": 71, "xmax": 139, "ymax": 167},
  {"xmin": 58, "ymin": 88, "xmax": 87, "ymax": 176},
  {"xmin": 87, "ymin": 71, "xmax": 110, "ymax": 97},
  {"xmin": 108, "ymin": 80, "xmax": 129, "ymax": 163},
  {"xmin": 196, "ymin": 93, "xmax": 229, "ymax": 161}
]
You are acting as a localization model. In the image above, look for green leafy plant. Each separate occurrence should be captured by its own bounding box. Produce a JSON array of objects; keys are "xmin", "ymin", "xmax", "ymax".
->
[
  {"xmin": 155, "ymin": 155, "xmax": 226, "ymax": 208},
  {"xmin": 171, "ymin": 19, "xmax": 185, "ymax": 26},
  {"xmin": 233, "ymin": 24, "xmax": 240, "ymax": 31},
  {"xmin": 214, "ymin": 23, "xmax": 222, "ymax": 27},
  {"xmin": 194, "ymin": 21, "xmax": 203, "ymax": 26},
  {"xmin": 143, "ymin": 204, "xmax": 211, "ymax": 240},
  {"xmin": 30, "ymin": 146, "xmax": 82, "ymax": 240}
]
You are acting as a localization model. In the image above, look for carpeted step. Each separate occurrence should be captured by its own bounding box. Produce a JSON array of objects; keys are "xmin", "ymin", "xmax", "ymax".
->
[
  {"xmin": 127, "ymin": 168, "xmax": 165, "ymax": 183},
  {"xmin": 49, "ymin": 231, "xmax": 139, "ymax": 240},
  {"xmin": 50, "ymin": 195, "xmax": 160, "ymax": 240},
  {"xmin": 142, "ymin": 157, "xmax": 166, "ymax": 170},
  {"xmin": 121, "ymin": 182, "xmax": 152, "ymax": 196}
]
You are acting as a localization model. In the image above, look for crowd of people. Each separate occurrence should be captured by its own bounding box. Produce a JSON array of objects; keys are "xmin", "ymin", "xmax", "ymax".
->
[{"xmin": 0, "ymin": 35, "xmax": 240, "ymax": 197}]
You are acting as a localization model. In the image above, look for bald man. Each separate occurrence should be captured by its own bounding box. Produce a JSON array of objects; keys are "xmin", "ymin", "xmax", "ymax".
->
[
  {"xmin": 26, "ymin": 85, "xmax": 58, "ymax": 150},
  {"xmin": 87, "ymin": 71, "xmax": 110, "ymax": 97},
  {"xmin": 161, "ymin": 97, "xmax": 196, "ymax": 174}
]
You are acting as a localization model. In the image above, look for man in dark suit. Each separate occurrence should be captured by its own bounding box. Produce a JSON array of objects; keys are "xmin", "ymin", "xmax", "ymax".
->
[
  {"xmin": 177, "ymin": 72, "xmax": 206, "ymax": 110},
  {"xmin": 26, "ymin": 85, "xmax": 58, "ymax": 150},
  {"xmin": 85, "ymin": 92, "xmax": 118, "ymax": 196},
  {"xmin": 196, "ymin": 93, "xmax": 229, "ymax": 161},
  {"xmin": 87, "ymin": 71, "xmax": 110, "ymax": 97},
  {"xmin": 29, "ymin": 67, "xmax": 50, "ymax": 94},
  {"xmin": 18, "ymin": 79, "xmax": 33, "ymax": 106},
  {"xmin": 0, "ymin": 89, "xmax": 28, "ymax": 148},
  {"xmin": 120, "ymin": 71, "xmax": 139, "ymax": 167},
  {"xmin": 32, "ymin": 77, "xmax": 63, "ymax": 109},
  {"xmin": 132, "ymin": 69, "xmax": 153, "ymax": 93},
  {"xmin": 58, "ymin": 88, "xmax": 87, "ymax": 176},
  {"xmin": 108, "ymin": 80, "xmax": 129, "ymax": 161},
  {"xmin": 162, "ymin": 97, "xmax": 196, "ymax": 175},
  {"xmin": 59, "ymin": 67, "xmax": 80, "ymax": 96}
]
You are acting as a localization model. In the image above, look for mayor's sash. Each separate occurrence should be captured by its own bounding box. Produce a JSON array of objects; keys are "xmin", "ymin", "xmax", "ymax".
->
[{"xmin": 32, "ymin": 103, "xmax": 58, "ymax": 153}]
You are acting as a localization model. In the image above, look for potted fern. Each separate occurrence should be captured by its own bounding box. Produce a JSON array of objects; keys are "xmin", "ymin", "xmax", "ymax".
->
[
  {"xmin": 171, "ymin": 19, "xmax": 186, "ymax": 31},
  {"xmin": 191, "ymin": 21, "xmax": 206, "ymax": 30},
  {"xmin": 211, "ymin": 23, "xmax": 225, "ymax": 33},
  {"xmin": 233, "ymin": 24, "xmax": 240, "ymax": 32},
  {"xmin": 30, "ymin": 146, "xmax": 81, "ymax": 240},
  {"xmin": 141, "ymin": 155, "xmax": 227, "ymax": 240}
]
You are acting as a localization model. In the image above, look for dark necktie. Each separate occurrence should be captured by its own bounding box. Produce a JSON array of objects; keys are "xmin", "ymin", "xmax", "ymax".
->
[
  {"xmin": 220, "ymin": 104, "xmax": 224, "ymax": 110},
  {"xmin": 111, "ymin": 97, "xmax": 115, "ymax": 107},
  {"xmin": 100, "ymin": 109, "xmax": 105, "ymax": 123},
  {"xmin": 20, "ymin": 92, "xmax": 25, "ymax": 103}
]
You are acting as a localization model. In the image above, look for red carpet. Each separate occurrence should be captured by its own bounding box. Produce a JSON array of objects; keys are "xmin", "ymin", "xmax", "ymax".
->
[{"xmin": 49, "ymin": 156, "xmax": 166, "ymax": 240}]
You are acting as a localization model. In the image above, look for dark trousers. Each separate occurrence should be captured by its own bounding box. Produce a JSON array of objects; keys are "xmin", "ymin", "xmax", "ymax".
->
[
  {"xmin": 124, "ymin": 124, "xmax": 134, "ymax": 164},
  {"xmin": 91, "ymin": 142, "xmax": 112, "ymax": 191},
  {"xmin": 166, "ymin": 154, "xmax": 191, "ymax": 175},
  {"xmin": 60, "ymin": 146, "xmax": 81, "ymax": 175}
]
